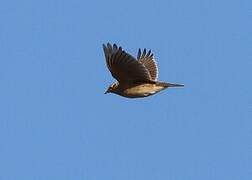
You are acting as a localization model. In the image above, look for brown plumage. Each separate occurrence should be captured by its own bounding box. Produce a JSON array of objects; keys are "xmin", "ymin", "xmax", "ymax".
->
[{"xmin": 103, "ymin": 43, "xmax": 184, "ymax": 98}]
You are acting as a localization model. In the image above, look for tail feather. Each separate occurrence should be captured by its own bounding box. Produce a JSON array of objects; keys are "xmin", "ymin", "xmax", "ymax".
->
[{"xmin": 157, "ymin": 82, "xmax": 184, "ymax": 87}]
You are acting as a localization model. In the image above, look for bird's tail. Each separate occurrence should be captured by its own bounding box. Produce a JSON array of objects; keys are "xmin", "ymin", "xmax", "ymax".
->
[{"xmin": 157, "ymin": 82, "xmax": 184, "ymax": 87}]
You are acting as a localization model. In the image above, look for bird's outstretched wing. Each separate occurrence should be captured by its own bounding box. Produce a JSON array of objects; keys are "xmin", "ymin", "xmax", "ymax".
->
[
  {"xmin": 103, "ymin": 43, "xmax": 152, "ymax": 83},
  {"xmin": 137, "ymin": 48, "xmax": 158, "ymax": 81}
]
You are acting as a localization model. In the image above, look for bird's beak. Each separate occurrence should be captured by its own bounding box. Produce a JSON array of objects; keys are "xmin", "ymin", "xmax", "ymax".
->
[{"xmin": 104, "ymin": 89, "xmax": 109, "ymax": 94}]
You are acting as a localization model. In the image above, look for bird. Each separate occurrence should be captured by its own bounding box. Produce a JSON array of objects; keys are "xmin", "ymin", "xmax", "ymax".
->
[{"xmin": 103, "ymin": 43, "xmax": 184, "ymax": 98}]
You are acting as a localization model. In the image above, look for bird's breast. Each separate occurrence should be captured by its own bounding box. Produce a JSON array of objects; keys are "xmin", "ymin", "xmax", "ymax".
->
[{"xmin": 120, "ymin": 83, "xmax": 167, "ymax": 98}]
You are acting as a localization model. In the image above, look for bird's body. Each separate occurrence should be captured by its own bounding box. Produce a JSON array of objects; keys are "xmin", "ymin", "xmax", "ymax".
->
[
  {"xmin": 122, "ymin": 82, "xmax": 165, "ymax": 98},
  {"xmin": 109, "ymin": 81, "xmax": 183, "ymax": 98},
  {"xmin": 103, "ymin": 43, "xmax": 183, "ymax": 98}
]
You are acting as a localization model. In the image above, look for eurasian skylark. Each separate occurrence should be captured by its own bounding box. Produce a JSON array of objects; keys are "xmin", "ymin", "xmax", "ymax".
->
[{"xmin": 103, "ymin": 43, "xmax": 184, "ymax": 98}]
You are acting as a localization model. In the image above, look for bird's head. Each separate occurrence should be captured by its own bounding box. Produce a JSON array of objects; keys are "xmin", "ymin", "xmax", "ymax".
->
[{"xmin": 105, "ymin": 82, "xmax": 119, "ymax": 94}]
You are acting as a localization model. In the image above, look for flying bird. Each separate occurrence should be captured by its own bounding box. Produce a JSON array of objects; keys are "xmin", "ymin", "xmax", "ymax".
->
[{"xmin": 103, "ymin": 43, "xmax": 184, "ymax": 98}]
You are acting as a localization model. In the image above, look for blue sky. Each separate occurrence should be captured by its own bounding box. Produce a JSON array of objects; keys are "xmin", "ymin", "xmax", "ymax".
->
[{"xmin": 0, "ymin": 0, "xmax": 251, "ymax": 179}]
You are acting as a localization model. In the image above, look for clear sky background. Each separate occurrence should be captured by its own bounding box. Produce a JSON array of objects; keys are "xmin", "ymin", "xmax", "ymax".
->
[{"xmin": 0, "ymin": 0, "xmax": 251, "ymax": 179}]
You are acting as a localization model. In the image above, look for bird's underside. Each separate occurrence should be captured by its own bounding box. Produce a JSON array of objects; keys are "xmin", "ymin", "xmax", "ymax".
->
[
  {"xmin": 115, "ymin": 82, "xmax": 169, "ymax": 98},
  {"xmin": 103, "ymin": 43, "xmax": 184, "ymax": 98},
  {"xmin": 114, "ymin": 81, "xmax": 183, "ymax": 98}
]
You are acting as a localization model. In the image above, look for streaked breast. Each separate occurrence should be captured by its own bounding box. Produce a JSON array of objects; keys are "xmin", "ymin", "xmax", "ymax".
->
[{"xmin": 124, "ymin": 83, "xmax": 166, "ymax": 96}]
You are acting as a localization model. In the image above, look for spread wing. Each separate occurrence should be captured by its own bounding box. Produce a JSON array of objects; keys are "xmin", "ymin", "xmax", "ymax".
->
[
  {"xmin": 137, "ymin": 48, "xmax": 158, "ymax": 81},
  {"xmin": 103, "ymin": 43, "xmax": 152, "ymax": 83}
]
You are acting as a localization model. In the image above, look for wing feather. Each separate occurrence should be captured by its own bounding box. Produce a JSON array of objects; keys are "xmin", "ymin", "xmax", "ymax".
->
[
  {"xmin": 137, "ymin": 48, "xmax": 158, "ymax": 81},
  {"xmin": 103, "ymin": 43, "xmax": 152, "ymax": 83}
]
